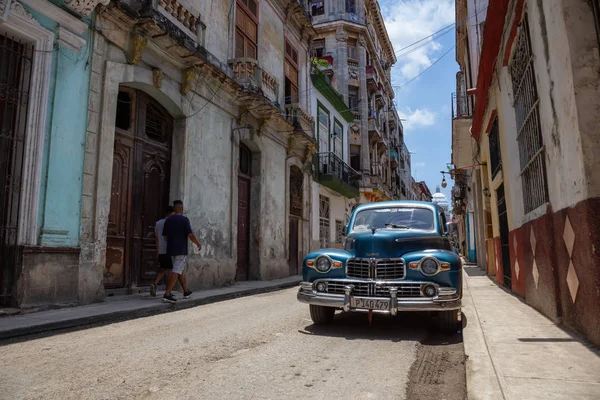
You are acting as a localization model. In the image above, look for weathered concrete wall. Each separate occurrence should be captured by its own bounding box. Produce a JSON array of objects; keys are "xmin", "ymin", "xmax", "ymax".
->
[
  {"xmin": 17, "ymin": 248, "xmax": 80, "ymax": 307},
  {"xmin": 311, "ymin": 182, "xmax": 350, "ymax": 250}
]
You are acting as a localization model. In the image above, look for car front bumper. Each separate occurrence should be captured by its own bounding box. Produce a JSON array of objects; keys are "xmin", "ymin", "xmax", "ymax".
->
[{"xmin": 297, "ymin": 281, "xmax": 461, "ymax": 315}]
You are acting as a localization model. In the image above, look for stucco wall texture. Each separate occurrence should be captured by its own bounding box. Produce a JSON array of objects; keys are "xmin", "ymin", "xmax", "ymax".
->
[{"xmin": 474, "ymin": 0, "xmax": 600, "ymax": 347}]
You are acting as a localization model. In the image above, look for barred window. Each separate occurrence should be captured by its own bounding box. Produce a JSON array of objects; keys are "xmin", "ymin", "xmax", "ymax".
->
[
  {"xmin": 335, "ymin": 219, "xmax": 344, "ymax": 243},
  {"xmin": 319, "ymin": 195, "xmax": 330, "ymax": 248},
  {"xmin": 488, "ymin": 118, "xmax": 502, "ymax": 179},
  {"xmin": 510, "ymin": 15, "xmax": 548, "ymax": 213},
  {"xmin": 289, "ymin": 166, "xmax": 303, "ymax": 217}
]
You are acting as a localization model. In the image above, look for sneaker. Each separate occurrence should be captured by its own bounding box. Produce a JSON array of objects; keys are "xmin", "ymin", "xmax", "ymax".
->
[
  {"xmin": 150, "ymin": 284, "xmax": 157, "ymax": 297},
  {"xmin": 183, "ymin": 290, "xmax": 193, "ymax": 299},
  {"xmin": 162, "ymin": 294, "xmax": 177, "ymax": 304}
]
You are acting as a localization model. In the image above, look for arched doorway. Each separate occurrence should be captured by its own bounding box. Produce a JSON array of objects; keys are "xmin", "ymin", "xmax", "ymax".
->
[
  {"xmin": 104, "ymin": 87, "xmax": 172, "ymax": 289},
  {"xmin": 237, "ymin": 143, "xmax": 252, "ymax": 281},
  {"xmin": 289, "ymin": 165, "xmax": 303, "ymax": 275}
]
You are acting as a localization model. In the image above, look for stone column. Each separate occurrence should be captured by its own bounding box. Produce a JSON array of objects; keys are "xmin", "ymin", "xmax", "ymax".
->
[
  {"xmin": 335, "ymin": 27, "xmax": 349, "ymax": 102},
  {"xmin": 358, "ymin": 35, "xmax": 370, "ymax": 186}
]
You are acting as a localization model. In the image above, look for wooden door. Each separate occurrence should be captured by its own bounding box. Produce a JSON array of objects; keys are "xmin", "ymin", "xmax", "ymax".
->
[
  {"xmin": 288, "ymin": 217, "xmax": 299, "ymax": 276},
  {"xmin": 105, "ymin": 135, "xmax": 134, "ymax": 288},
  {"xmin": 104, "ymin": 89, "xmax": 172, "ymax": 289},
  {"xmin": 236, "ymin": 176, "xmax": 251, "ymax": 281},
  {"xmin": 131, "ymin": 95, "xmax": 171, "ymax": 286}
]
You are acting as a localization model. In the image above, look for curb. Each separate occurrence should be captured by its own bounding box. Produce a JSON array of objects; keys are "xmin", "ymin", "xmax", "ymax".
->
[{"xmin": 0, "ymin": 279, "xmax": 300, "ymax": 341}]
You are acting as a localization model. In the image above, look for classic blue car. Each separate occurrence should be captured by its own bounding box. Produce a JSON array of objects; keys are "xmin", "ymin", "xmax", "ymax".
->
[{"xmin": 297, "ymin": 201, "xmax": 462, "ymax": 332}]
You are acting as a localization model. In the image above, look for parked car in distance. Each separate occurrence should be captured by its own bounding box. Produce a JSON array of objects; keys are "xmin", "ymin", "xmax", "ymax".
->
[{"xmin": 297, "ymin": 201, "xmax": 462, "ymax": 332}]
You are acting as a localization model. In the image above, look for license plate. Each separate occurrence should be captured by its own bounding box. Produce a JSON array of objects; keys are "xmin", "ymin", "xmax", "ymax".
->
[{"xmin": 350, "ymin": 297, "xmax": 390, "ymax": 310}]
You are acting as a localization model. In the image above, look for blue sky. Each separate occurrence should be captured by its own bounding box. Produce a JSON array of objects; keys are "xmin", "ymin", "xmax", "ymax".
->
[{"xmin": 380, "ymin": 0, "xmax": 457, "ymax": 203}]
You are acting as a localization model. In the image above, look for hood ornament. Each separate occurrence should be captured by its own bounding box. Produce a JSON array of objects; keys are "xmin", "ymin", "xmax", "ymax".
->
[{"xmin": 371, "ymin": 227, "xmax": 376, "ymax": 235}]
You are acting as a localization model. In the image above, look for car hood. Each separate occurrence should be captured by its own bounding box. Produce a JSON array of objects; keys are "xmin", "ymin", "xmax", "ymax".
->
[{"xmin": 348, "ymin": 229, "xmax": 445, "ymax": 258}]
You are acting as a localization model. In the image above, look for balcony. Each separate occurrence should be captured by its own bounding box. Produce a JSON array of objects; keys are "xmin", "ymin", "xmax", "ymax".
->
[
  {"xmin": 285, "ymin": 104, "xmax": 315, "ymax": 139},
  {"xmin": 388, "ymin": 114, "xmax": 397, "ymax": 130},
  {"xmin": 368, "ymin": 113, "xmax": 383, "ymax": 143},
  {"xmin": 452, "ymin": 92, "xmax": 473, "ymax": 119},
  {"xmin": 366, "ymin": 66, "xmax": 378, "ymax": 93},
  {"xmin": 390, "ymin": 149, "xmax": 399, "ymax": 169},
  {"xmin": 316, "ymin": 55, "xmax": 335, "ymax": 77},
  {"xmin": 230, "ymin": 58, "xmax": 280, "ymax": 116},
  {"xmin": 313, "ymin": 152, "xmax": 360, "ymax": 198},
  {"xmin": 104, "ymin": 1, "xmax": 227, "ymax": 73},
  {"xmin": 278, "ymin": 0, "xmax": 314, "ymax": 29}
]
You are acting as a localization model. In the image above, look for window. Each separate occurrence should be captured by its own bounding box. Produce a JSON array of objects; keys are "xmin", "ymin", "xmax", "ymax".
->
[
  {"xmin": 347, "ymin": 38, "xmax": 357, "ymax": 60},
  {"xmin": 239, "ymin": 143, "xmax": 252, "ymax": 175},
  {"xmin": 333, "ymin": 119, "xmax": 343, "ymax": 159},
  {"xmin": 510, "ymin": 14, "xmax": 548, "ymax": 213},
  {"xmin": 345, "ymin": 0, "xmax": 356, "ymax": 14},
  {"xmin": 352, "ymin": 207, "xmax": 435, "ymax": 232},
  {"xmin": 335, "ymin": 220, "xmax": 344, "ymax": 243},
  {"xmin": 116, "ymin": 91, "xmax": 133, "ymax": 131},
  {"xmin": 285, "ymin": 40, "xmax": 299, "ymax": 104},
  {"xmin": 289, "ymin": 166, "xmax": 303, "ymax": 217},
  {"xmin": 488, "ymin": 118, "xmax": 502, "ymax": 179},
  {"xmin": 312, "ymin": 39, "xmax": 325, "ymax": 58},
  {"xmin": 311, "ymin": 0, "xmax": 324, "ymax": 16},
  {"xmin": 348, "ymin": 86, "xmax": 358, "ymax": 111},
  {"xmin": 235, "ymin": 0, "xmax": 258, "ymax": 59},
  {"xmin": 350, "ymin": 145, "xmax": 360, "ymax": 171},
  {"xmin": 319, "ymin": 195, "xmax": 330, "ymax": 247},
  {"xmin": 317, "ymin": 104, "xmax": 329, "ymax": 153}
]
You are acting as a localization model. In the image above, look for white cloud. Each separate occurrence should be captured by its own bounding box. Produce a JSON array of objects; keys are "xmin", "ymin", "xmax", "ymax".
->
[
  {"xmin": 398, "ymin": 107, "xmax": 436, "ymax": 130},
  {"xmin": 381, "ymin": 0, "xmax": 455, "ymax": 80}
]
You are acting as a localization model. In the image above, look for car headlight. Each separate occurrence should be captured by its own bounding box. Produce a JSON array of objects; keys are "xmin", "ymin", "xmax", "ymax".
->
[
  {"xmin": 421, "ymin": 258, "xmax": 439, "ymax": 275},
  {"xmin": 315, "ymin": 256, "xmax": 332, "ymax": 273}
]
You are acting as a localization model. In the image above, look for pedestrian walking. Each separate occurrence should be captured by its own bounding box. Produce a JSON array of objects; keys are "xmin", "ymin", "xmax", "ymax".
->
[
  {"xmin": 150, "ymin": 205, "xmax": 175, "ymax": 297},
  {"xmin": 161, "ymin": 200, "xmax": 201, "ymax": 303}
]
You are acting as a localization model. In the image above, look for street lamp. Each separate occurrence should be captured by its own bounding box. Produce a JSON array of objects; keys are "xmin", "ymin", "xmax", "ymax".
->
[{"xmin": 440, "ymin": 171, "xmax": 448, "ymax": 188}]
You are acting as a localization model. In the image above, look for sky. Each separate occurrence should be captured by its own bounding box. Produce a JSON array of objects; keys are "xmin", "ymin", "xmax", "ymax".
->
[{"xmin": 380, "ymin": 0, "xmax": 457, "ymax": 203}]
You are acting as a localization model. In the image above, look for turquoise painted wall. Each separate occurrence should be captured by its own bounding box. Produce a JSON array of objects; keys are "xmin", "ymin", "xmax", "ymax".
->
[{"xmin": 22, "ymin": 3, "xmax": 93, "ymax": 247}]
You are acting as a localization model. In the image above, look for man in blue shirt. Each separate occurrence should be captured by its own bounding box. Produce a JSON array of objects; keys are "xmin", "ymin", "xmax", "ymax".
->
[{"xmin": 161, "ymin": 200, "xmax": 201, "ymax": 303}]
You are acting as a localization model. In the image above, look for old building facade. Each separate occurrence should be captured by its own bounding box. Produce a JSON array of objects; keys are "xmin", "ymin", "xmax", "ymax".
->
[
  {"xmin": 0, "ymin": 0, "xmax": 101, "ymax": 307},
  {"xmin": 1, "ymin": 0, "xmax": 415, "ymax": 309},
  {"xmin": 453, "ymin": 0, "xmax": 600, "ymax": 346},
  {"xmin": 309, "ymin": 0, "xmax": 409, "ymax": 206}
]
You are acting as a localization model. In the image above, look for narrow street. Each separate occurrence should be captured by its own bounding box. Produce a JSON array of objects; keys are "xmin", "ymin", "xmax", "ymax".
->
[{"xmin": 0, "ymin": 288, "xmax": 466, "ymax": 400}]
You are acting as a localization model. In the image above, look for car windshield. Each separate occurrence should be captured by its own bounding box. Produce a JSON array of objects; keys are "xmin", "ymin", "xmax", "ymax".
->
[{"xmin": 351, "ymin": 207, "xmax": 435, "ymax": 232}]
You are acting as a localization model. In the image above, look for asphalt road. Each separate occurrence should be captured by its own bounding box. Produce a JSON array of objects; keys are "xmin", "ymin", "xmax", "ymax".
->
[{"xmin": 0, "ymin": 288, "xmax": 465, "ymax": 400}]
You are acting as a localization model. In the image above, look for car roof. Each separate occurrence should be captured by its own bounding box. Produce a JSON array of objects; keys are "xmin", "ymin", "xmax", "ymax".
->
[{"xmin": 353, "ymin": 200, "xmax": 439, "ymax": 213}]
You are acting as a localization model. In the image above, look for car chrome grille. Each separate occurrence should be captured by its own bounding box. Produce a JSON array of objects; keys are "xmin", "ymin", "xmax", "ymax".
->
[
  {"xmin": 346, "ymin": 258, "xmax": 405, "ymax": 280},
  {"xmin": 324, "ymin": 281, "xmax": 422, "ymax": 298},
  {"xmin": 346, "ymin": 258, "xmax": 371, "ymax": 279}
]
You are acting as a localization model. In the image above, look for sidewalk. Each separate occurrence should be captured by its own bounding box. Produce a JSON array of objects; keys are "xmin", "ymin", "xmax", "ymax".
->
[
  {"xmin": 0, "ymin": 275, "xmax": 301, "ymax": 340},
  {"xmin": 462, "ymin": 265, "xmax": 600, "ymax": 400}
]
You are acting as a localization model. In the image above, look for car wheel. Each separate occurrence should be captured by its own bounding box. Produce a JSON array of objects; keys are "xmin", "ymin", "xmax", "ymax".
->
[
  {"xmin": 438, "ymin": 309, "xmax": 461, "ymax": 334},
  {"xmin": 309, "ymin": 305, "xmax": 335, "ymax": 325}
]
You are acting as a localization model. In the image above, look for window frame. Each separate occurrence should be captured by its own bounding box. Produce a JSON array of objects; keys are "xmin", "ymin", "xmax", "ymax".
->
[
  {"xmin": 311, "ymin": 0, "xmax": 325, "ymax": 16},
  {"xmin": 284, "ymin": 38, "xmax": 299, "ymax": 104},
  {"xmin": 317, "ymin": 101, "xmax": 330, "ymax": 153},
  {"xmin": 235, "ymin": 0, "xmax": 259, "ymax": 59}
]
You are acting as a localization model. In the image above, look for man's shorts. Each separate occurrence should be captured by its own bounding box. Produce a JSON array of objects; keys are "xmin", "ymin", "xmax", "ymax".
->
[
  {"xmin": 172, "ymin": 255, "xmax": 187, "ymax": 274},
  {"xmin": 158, "ymin": 254, "xmax": 173, "ymax": 270}
]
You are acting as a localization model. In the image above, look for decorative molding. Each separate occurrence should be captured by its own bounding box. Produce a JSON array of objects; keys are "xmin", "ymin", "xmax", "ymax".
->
[
  {"xmin": 129, "ymin": 32, "xmax": 147, "ymax": 65},
  {"xmin": 335, "ymin": 27, "xmax": 348, "ymax": 43},
  {"xmin": 19, "ymin": 0, "xmax": 88, "ymax": 35},
  {"xmin": 359, "ymin": 37, "xmax": 366, "ymax": 47},
  {"xmin": 1, "ymin": 3, "xmax": 55, "ymax": 245},
  {"xmin": 153, "ymin": 69, "xmax": 164, "ymax": 89},
  {"xmin": 63, "ymin": 0, "xmax": 110, "ymax": 17},
  {"xmin": 180, "ymin": 68, "xmax": 196, "ymax": 95},
  {"xmin": 57, "ymin": 26, "xmax": 86, "ymax": 53}
]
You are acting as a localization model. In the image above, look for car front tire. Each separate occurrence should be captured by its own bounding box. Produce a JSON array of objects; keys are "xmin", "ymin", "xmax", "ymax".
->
[
  {"xmin": 309, "ymin": 305, "xmax": 335, "ymax": 325},
  {"xmin": 438, "ymin": 309, "xmax": 461, "ymax": 334}
]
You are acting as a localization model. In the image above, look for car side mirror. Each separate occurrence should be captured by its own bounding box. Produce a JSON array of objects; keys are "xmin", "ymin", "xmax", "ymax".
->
[{"xmin": 342, "ymin": 224, "xmax": 347, "ymax": 236}]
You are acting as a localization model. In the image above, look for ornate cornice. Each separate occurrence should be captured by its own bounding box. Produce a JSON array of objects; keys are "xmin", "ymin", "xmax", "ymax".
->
[{"xmin": 63, "ymin": 0, "xmax": 111, "ymax": 17}]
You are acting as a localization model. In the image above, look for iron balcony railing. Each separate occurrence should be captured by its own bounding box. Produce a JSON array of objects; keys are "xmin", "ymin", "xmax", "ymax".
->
[
  {"xmin": 314, "ymin": 152, "xmax": 360, "ymax": 197},
  {"xmin": 451, "ymin": 92, "xmax": 473, "ymax": 119}
]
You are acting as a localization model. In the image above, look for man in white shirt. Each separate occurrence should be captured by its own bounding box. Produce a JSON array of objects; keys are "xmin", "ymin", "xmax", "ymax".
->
[{"xmin": 150, "ymin": 206, "xmax": 175, "ymax": 297}]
